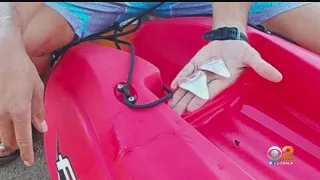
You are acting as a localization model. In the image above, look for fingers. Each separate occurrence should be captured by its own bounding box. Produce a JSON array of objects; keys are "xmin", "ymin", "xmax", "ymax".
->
[
  {"xmin": 0, "ymin": 142, "xmax": 18, "ymax": 157},
  {"xmin": 168, "ymin": 88, "xmax": 187, "ymax": 107},
  {"xmin": 187, "ymin": 78, "xmax": 232, "ymax": 112},
  {"xmin": 170, "ymin": 44, "xmax": 215, "ymax": 90},
  {"xmin": 169, "ymin": 46, "xmax": 223, "ymax": 114},
  {"xmin": 170, "ymin": 62, "xmax": 196, "ymax": 90},
  {"xmin": 0, "ymin": 117, "xmax": 18, "ymax": 151},
  {"xmin": 11, "ymin": 107, "xmax": 34, "ymax": 166},
  {"xmin": 245, "ymin": 50, "xmax": 283, "ymax": 83},
  {"xmin": 169, "ymin": 90, "xmax": 195, "ymax": 115},
  {"xmin": 31, "ymin": 82, "xmax": 47, "ymax": 133},
  {"xmin": 0, "ymin": 143, "xmax": 5, "ymax": 154},
  {"xmin": 169, "ymin": 78, "xmax": 232, "ymax": 114},
  {"xmin": 170, "ymin": 44, "xmax": 213, "ymax": 96}
]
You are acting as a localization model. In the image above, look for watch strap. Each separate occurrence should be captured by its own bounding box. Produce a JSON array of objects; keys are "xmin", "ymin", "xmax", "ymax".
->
[{"xmin": 203, "ymin": 27, "xmax": 248, "ymax": 42}]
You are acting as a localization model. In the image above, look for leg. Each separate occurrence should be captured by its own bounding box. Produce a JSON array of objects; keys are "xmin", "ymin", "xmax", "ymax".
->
[
  {"xmin": 24, "ymin": 3, "xmax": 74, "ymax": 74},
  {"xmin": 150, "ymin": 2, "xmax": 318, "ymax": 55},
  {"xmin": 25, "ymin": 2, "xmax": 132, "ymax": 72},
  {"xmin": 262, "ymin": 3, "xmax": 320, "ymax": 55},
  {"xmin": 150, "ymin": 2, "xmax": 317, "ymax": 54}
]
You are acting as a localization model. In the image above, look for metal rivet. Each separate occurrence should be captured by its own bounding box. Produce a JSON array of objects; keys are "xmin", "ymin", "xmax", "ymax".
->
[
  {"xmin": 117, "ymin": 84, "xmax": 124, "ymax": 91},
  {"xmin": 128, "ymin": 96, "xmax": 135, "ymax": 102}
]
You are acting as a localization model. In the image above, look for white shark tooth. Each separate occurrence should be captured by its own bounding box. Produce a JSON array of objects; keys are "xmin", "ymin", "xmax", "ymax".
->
[
  {"xmin": 198, "ymin": 58, "xmax": 231, "ymax": 78},
  {"xmin": 178, "ymin": 71, "xmax": 210, "ymax": 100}
]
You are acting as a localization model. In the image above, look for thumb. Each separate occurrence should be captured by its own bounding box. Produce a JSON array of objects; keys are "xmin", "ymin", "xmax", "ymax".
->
[
  {"xmin": 245, "ymin": 50, "xmax": 283, "ymax": 83},
  {"xmin": 31, "ymin": 82, "xmax": 47, "ymax": 133}
]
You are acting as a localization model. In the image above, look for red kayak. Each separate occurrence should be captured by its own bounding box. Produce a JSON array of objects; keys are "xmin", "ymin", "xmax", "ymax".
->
[{"xmin": 44, "ymin": 17, "xmax": 320, "ymax": 180}]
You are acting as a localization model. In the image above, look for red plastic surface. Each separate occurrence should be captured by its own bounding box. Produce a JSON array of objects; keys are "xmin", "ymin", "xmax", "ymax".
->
[{"xmin": 44, "ymin": 17, "xmax": 320, "ymax": 180}]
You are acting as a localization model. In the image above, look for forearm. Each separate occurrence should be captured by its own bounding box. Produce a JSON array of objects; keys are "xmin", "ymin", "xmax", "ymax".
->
[
  {"xmin": 0, "ymin": 2, "xmax": 40, "ymax": 46},
  {"xmin": 212, "ymin": 2, "xmax": 252, "ymax": 34}
]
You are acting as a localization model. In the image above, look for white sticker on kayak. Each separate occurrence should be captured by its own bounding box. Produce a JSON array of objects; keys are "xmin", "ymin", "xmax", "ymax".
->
[{"xmin": 56, "ymin": 153, "xmax": 77, "ymax": 180}]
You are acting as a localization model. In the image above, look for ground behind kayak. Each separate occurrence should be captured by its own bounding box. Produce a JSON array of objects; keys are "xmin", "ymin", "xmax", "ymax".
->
[{"xmin": 0, "ymin": 132, "xmax": 49, "ymax": 180}]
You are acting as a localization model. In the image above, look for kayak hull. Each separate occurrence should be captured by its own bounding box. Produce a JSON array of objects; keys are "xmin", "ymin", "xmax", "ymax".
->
[{"xmin": 44, "ymin": 17, "xmax": 320, "ymax": 180}]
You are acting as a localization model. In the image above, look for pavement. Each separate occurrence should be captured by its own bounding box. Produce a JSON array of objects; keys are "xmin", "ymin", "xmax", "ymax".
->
[{"xmin": 0, "ymin": 132, "xmax": 50, "ymax": 180}]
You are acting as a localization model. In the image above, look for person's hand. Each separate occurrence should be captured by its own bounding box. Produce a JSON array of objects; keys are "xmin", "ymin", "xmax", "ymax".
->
[
  {"xmin": 0, "ymin": 44, "xmax": 47, "ymax": 166},
  {"xmin": 168, "ymin": 40, "xmax": 283, "ymax": 115}
]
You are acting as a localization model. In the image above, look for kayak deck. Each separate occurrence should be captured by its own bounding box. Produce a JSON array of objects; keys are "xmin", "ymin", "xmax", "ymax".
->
[
  {"xmin": 44, "ymin": 17, "xmax": 320, "ymax": 180},
  {"xmin": 132, "ymin": 17, "xmax": 320, "ymax": 179}
]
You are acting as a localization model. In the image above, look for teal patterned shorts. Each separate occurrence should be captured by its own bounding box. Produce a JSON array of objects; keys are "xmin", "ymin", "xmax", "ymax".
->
[{"xmin": 44, "ymin": 2, "xmax": 313, "ymax": 38}]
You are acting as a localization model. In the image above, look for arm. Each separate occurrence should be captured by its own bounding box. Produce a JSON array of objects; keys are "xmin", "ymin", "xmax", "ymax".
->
[
  {"xmin": 0, "ymin": 2, "xmax": 41, "ymax": 47},
  {"xmin": 0, "ymin": 2, "xmax": 45, "ymax": 166},
  {"xmin": 212, "ymin": 2, "xmax": 252, "ymax": 34},
  {"xmin": 170, "ymin": 2, "xmax": 282, "ymax": 115}
]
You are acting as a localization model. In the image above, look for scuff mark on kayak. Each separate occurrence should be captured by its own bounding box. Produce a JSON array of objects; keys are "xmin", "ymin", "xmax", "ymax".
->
[
  {"xmin": 199, "ymin": 108, "xmax": 225, "ymax": 126},
  {"xmin": 115, "ymin": 131, "xmax": 194, "ymax": 161},
  {"xmin": 235, "ymin": 140, "xmax": 240, "ymax": 146},
  {"xmin": 230, "ymin": 96, "xmax": 241, "ymax": 107}
]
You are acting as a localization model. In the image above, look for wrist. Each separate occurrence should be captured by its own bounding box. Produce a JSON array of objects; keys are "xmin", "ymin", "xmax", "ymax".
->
[
  {"xmin": 213, "ymin": 21, "xmax": 247, "ymax": 35},
  {"xmin": 0, "ymin": 21, "xmax": 22, "ymax": 43},
  {"xmin": 0, "ymin": 31, "xmax": 25, "ymax": 54},
  {"xmin": 211, "ymin": 2, "xmax": 252, "ymax": 35},
  {"xmin": 203, "ymin": 27, "xmax": 248, "ymax": 42}
]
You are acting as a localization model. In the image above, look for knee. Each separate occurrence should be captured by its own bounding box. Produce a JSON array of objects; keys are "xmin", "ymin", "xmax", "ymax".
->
[
  {"xmin": 21, "ymin": 3, "xmax": 74, "ymax": 72},
  {"xmin": 29, "ymin": 55, "xmax": 52, "ymax": 74},
  {"xmin": 22, "ymin": 3, "xmax": 74, "ymax": 58},
  {"xmin": 23, "ymin": 36, "xmax": 51, "ymax": 74}
]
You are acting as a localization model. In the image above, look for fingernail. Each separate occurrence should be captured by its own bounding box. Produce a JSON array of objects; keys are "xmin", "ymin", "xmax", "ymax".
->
[
  {"xmin": 24, "ymin": 161, "xmax": 32, "ymax": 167},
  {"xmin": 0, "ymin": 145, "xmax": 5, "ymax": 152},
  {"xmin": 41, "ymin": 120, "xmax": 48, "ymax": 132}
]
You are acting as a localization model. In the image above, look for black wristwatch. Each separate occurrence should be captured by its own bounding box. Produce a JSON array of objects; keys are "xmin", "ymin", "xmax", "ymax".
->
[{"xmin": 203, "ymin": 27, "xmax": 248, "ymax": 42}]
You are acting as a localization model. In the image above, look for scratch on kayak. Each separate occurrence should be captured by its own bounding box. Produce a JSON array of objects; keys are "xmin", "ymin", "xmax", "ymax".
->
[
  {"xmin": 197, "ymin": 108, "xmax": 225, "ymax": 126},
  {"xmin": 115, "ymin": 131, "xmax": 194, "ymax": 160},
  {"xmin": 230, "ymin": 96, "xmax": 241, "ymax": 107}
]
